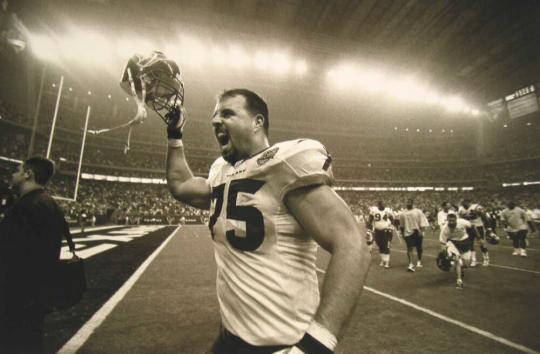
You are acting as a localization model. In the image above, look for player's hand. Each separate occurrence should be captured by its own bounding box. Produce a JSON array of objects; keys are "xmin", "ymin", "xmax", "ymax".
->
[
  {"xmin": 166, "ymin": 105, "xmax": 186, "ymax": 139},
  {"xmin": 366, "ymin": 229, "xmax": 373, "ymax": 240}
]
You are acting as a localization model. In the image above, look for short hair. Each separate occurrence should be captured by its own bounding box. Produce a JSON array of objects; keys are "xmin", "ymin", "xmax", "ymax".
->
[
  {"xmin": 447, "ymin": 213, "xmax": 457, "ymax": 219},
  {"xmin": 219, "ymin": 88, "xmax": 269, "ymax": 135},
  {"xmin": 24, "ymin": 156, "xmax": 55, "ymax": 186}
]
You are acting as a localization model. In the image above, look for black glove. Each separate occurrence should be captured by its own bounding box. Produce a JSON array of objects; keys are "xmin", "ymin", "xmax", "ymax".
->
[{"xmin": 166, "ymin": 106, "xmax": 186, "ymax": 139}]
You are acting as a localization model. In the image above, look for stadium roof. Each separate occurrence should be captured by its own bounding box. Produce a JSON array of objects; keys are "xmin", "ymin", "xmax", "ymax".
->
[{"xmin": 14, "ymin": 0, "xmax": 540, "ymax": 102}]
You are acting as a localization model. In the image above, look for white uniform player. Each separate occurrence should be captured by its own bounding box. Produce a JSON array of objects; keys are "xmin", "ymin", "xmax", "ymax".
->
[
  {"xmin": 368, "ymin": 203, "xmax": 394, "ymax": 268},
  {"xmin": 207, "ymin": 139, "xmax": 333, "ymax": 346},
  {"xmin": 501, "ymin": 203, "xmax": 529, "ymax": 256},
  {"xmin": 439, "ymin": 214, "xmax": 471, "ymax": 289}
]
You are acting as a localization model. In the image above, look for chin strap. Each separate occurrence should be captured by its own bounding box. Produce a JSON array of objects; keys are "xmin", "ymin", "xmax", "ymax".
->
[{"xmin": 87, "ymin": 67, "xmax": 148, "ymax": 154}]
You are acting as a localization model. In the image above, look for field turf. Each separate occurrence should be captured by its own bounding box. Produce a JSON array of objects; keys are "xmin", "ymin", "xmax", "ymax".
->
[{"xmin": 44, "ymin": 225, "xmax": 540, "ymax": 354}]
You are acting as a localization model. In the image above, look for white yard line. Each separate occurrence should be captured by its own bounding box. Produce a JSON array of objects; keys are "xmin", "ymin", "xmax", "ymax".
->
[
  {"xmin": 421, "ymin": 237, "xmax": 540, "ymax": 252},
  {"xmin": 390, "ymin": 249, "xmax": 540, "ymax": 275},
  {"xmin": 315, "ymin": 267, "xmax": 539, "ymax": 354},
  {"xmin": 57, "ymin": 225, "xmax": 181, "ymax": 354}
]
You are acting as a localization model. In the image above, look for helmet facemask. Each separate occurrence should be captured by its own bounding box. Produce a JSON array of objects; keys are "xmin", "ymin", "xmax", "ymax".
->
[{"xmin": 120, "ymin": 51, "xmax": 185, "ymax": 125}]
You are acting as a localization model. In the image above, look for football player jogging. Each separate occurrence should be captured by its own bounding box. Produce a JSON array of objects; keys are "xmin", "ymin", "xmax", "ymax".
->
[
  {"xmin": 165, "ymin": 88, "xmax": 371, "ymax": 353},
  {"xmin": 458, "ymin": 199, "xmax": 492, "ymax": 267},
  {"xmin": 501, "ymin": 201, "xmax": 529, "ymax": 257},
  {"xmin": 439, "ymin": 213, "xmax": 472, "ymax": 289},
  {"xmin": 367, "ymin": 201, "xmax": 394, "ymax": 268},
  {"xmin": 399, "ymin": 199, "xmax": 430, "ymax": 272}
]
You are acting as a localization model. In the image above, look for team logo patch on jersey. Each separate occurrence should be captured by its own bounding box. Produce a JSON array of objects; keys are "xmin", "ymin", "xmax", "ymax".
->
[{"xmin": 257, "ymin": 147, "xmax": 279, "ymax": 166}]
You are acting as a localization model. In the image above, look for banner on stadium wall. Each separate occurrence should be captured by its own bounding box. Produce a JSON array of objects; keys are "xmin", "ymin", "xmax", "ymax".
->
[
  {"xmin": 141, "ymin": 216, "xmax": 168, "ymax": 224},
  {"xmin": 486, "ymin": 98, "xmax": 507, "ymax": 121},
  {"xmin": 506, "ymin": 93, "xmax": 539, "ymax": 119}
]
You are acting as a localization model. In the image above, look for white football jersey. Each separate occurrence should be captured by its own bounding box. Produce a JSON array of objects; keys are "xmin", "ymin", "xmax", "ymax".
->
[
  {"xmin": 207, "ymin": 139, "xmax": 333, "ymax": 346},
  {"xmin": 501, "ymin": 207, "xmax": 528, "ymax": 232},
  {"xmin": 458, "ymin": 204, "xmax": 484, "ymax": 227},
  {"xmin": 369, "ymin": 206, "xmax": 393, "ymax": 230},
  {"xmin": 439, "ymin": 218, "xmax": 471, "ymax": 243}
]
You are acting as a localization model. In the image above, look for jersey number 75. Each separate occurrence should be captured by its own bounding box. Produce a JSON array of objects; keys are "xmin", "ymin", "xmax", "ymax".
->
[{"xmin": 208, "ymin": 178, "xmax": 265, "ymax": 252}]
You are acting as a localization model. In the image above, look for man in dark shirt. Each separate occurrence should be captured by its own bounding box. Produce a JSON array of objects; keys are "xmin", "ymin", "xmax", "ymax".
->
[{"xmin": 0, "ymin": 157, "xmax": 74, "ymax": 354}]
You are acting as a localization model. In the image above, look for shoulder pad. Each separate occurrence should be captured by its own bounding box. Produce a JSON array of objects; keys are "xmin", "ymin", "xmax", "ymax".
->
[{"xmin": 266, "ymin": 139, "xmax": 334, "ymax": 200}]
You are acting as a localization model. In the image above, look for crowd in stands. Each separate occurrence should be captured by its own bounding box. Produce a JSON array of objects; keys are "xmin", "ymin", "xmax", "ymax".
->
[
  {"xmin": 2, "ymin": 162, "xmax": 537, "ymax": 228},
  {"xmin": 2, "ymin": 95, "xmax": 540, "ymax": 203}
]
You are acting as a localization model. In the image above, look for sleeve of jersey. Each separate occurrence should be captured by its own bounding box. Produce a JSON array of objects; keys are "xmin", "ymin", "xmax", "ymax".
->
[
  {"xmin": 206, "ymin": 157, "xmax": 224, "ymax": 191},
  {"xmin": 271, "ymin": 140, "xmax": 334, "ymax": 201},
  {"xmin": 439, "ymin": 228, "xmax": 447, "ymax": 243}
]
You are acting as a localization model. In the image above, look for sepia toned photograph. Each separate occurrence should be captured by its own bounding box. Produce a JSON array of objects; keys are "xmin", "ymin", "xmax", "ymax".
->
[{"xmin": 1, "ymin": 1, "xmax": 539, "ymax": 353}]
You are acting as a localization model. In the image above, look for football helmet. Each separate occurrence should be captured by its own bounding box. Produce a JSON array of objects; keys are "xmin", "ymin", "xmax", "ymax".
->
[
  {"xmin": 120, "ymin": 51, "xmax": 184, "ymax": 124},
  {"xmin": 486, "ymin": 231, "xmax": 500, "ymax": 245},
  {"xmin": 436, "ymin": 250, "xmax": 452, "ymax": 272}
]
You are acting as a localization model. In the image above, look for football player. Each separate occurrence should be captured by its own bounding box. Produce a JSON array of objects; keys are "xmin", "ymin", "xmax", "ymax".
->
[
  {"xmin": 399, "ymin": 199, "xmax": 430, "ymax": 272},
  {"xmin": 367, "ymin": 201, "xmax": 394, "ymax": 268},
  {"xmin": 501, "ymin": 201, "xmax": 529, "ymax": 256},
  {"xmin": 439, "ymin": 213, "xmax": 472, "ymax": 289},
  {"xmin": 458, "ymin": 199, "xmax": 491, "ymax": 267},
  {"xmin": 436, "ymin": 201, "xmax": 453, "ymax": 229},
  {"xmin": 165, "ymin": 88, "xmax": 371, "ymax": 353},
  {"xmin": 533, "ymin": 203, "xmax": 540, "ymax": 237}
]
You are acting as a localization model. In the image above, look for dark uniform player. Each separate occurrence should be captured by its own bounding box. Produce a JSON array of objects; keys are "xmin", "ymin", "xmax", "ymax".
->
[
  {"xmin": 458, "ymin": 199, "xmax": 491, "ymax": 267},
  {"xmin": 78, "ymin": 207, "xmax": 88, "ymax": 235}
]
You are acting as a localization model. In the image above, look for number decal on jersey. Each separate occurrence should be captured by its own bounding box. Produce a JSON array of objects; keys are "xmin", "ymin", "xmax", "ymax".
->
[
  {"xmin": 373, "ymin": 213, "xmax": 388, "ymax": 221},
  {"xmin": 226, "ymin": 179, "xmax": 265, "ymax": 251},
  {"xmin": 208, "ymin": 179, "xmax": 266, "ymax": 251},
  {"xmin": 208, "ymin": 183, "xmax": 225, "ymax": 239}
]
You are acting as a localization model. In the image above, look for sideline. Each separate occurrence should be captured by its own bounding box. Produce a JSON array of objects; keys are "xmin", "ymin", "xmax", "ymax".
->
[{"xmin": 57, "ymin": 225, "xmax": 181, "ymax": 354}]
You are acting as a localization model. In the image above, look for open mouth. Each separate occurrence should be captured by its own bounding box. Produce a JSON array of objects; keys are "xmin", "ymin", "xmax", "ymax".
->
[{"xmin": 216, "ymin": 131, "xmax": 230, "ymax": 146}]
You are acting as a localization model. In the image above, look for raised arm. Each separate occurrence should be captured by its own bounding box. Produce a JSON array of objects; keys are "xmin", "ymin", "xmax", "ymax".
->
[
  {"xmin": 165, "ymin": 107, "xmax": 211, "ymax": 210},
  {"xmin": 285, "ymin": 184, "xmax": 371, "ymax": 340}
]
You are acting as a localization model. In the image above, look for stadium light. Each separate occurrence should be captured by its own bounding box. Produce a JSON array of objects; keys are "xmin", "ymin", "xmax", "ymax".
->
[
  {"xmin": 180, "ymin": 36, "xmax": 208, "ymax": 67},
  {"xmin": 209, "ymin": 46, "xmax": 227, "ymax": 66},
  {"xmin": 228, "ymin": 45, "xmax": 251, "ymax": 68},
  {"xmin": 327, "ymin": 62, "xmax": 480, "ymax": 115},
  {"xmin": 270, "ymin": 52, "xmax": 291, "ymax": 75},
  {"xmin": 68, "ymin": 87, "xmax": 73, "ymax": 92},
  {"xmin": 28, "ymin": 34, "xmax": 58, "ymax": 61},
  {"xmin": 294, "ymin": 60, "xmax": 308, "ymax": 75},
  {"xmin": 254, "ymin": 50, "xmax": 270, "ymax": 70}
]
